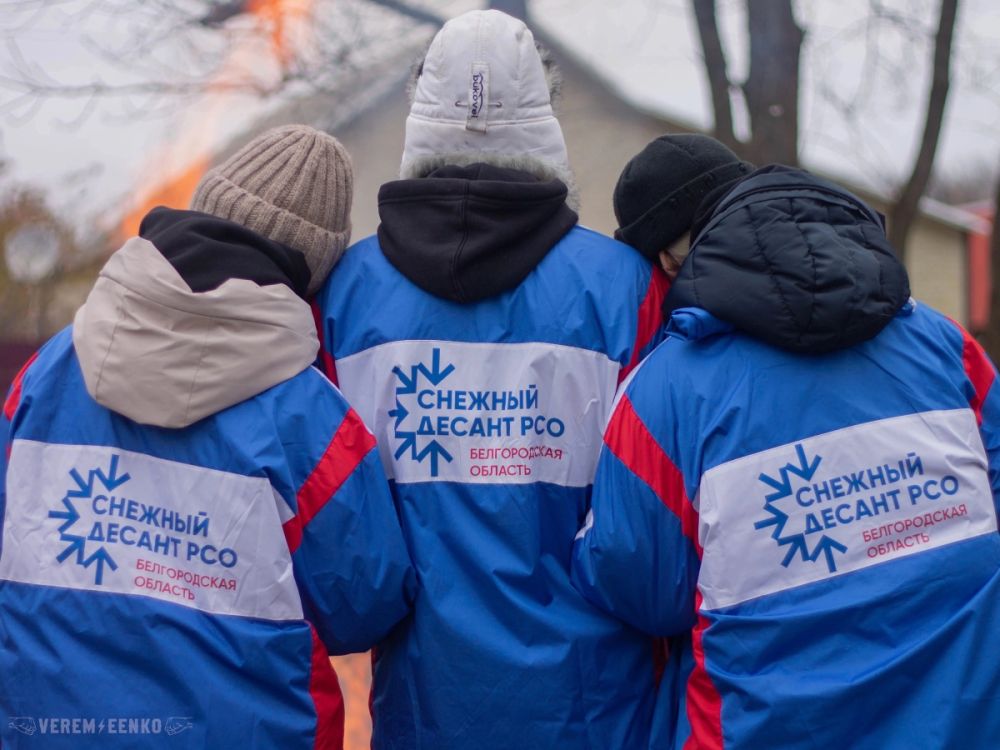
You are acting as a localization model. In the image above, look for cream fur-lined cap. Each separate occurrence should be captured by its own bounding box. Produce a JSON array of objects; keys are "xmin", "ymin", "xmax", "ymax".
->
[
  {"xmin": 401, "ymin": 10, "xmax": 571, "ymax": 189},
  {"xmin": 190, "ymin": 125, "xmax": 353, "ymax": 296}
]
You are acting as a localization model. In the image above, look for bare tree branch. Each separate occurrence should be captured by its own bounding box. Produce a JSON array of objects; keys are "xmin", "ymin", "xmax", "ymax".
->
[
  {"xmin": 0, "ymin": 75, "xmax": 285, "ymax": 99},
  {"xmin": 490, "ymin": 0, "xmax": 528, "ymax": 20},
  {"xmin": 361, "ymin": 0, "xmax": 446, "ymax": 28},
  {"xmin": 199, "ymin": 0, "xmax": 250, "ymax": 27},
  {"xmin": 691, "ymin": 0, "xmax": 740, "ymax": 152},
  {"xmin": 888, "ymin": 0, "xmax": 960, "ymax": 258},
  {"xmin": 0, "ymin": 0, "xmax": 433, "ymax": 126}
]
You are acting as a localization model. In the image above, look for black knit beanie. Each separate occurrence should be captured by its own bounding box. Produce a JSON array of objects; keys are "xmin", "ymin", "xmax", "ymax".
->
[{"xmin": 613, "ymin": 134, "xmax": 753, "ymax": 262}]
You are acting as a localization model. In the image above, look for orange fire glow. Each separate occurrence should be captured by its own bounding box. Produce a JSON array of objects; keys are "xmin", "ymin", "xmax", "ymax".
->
[
  {"xmin": 248, "ymin": 0, "xmax": 314, "ymax": 68},
  {"xmin": 331, "ymin": 652, "xmax": 374, "ymax": 749},
  {"xmin": 118, "ymin": 156, "xmax": 210, "ymax": 240}
]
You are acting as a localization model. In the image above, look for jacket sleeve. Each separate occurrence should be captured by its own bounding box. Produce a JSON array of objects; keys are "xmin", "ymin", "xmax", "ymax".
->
[
  {"xmin": 572, "ymin": 384, "xmax": 701, "ymax": 637},
  {"xmin": 954, "ymin": 324, "xmax": 1000, "ymax": 517},
  {"xmin": 618, "ymin": 265, "xmax": 670, "ymax": 384},
  {"xmin": 283, "ymin": 397, "xmax": 415, "ymax": 655},
  {"xmin": 0, "ymin": 404, "xmax": 10, "ymax": 551},
  {"xmin": 1, "ymin": 352, "xmax": 38, "ymax": 551},
  {"xmin": 982, "ymin": 388, "xmax": 1000, "ymax": 520},
  {"xmin": 310, "ymin": 298, "xmax": 338, "ymax": 385}
]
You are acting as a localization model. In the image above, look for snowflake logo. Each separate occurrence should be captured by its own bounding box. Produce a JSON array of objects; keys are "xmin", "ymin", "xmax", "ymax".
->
[
  {"xmin": 165, "ymin": 717, "xmax": 194, "ymax": 736},
  {"xmin": 389, "ymin": 348, "xmax": 456, "ymax": 477},
  {"xmin": 9, "ymin": 717, "xmax": 37, "ymax": 736},
  {"xmin": 753, "ymin": 445, "xmax": 847, "ymax": 573},
  {"xmin": 47, "ymin": 454, "xmax": 130, "ymax": 585}
]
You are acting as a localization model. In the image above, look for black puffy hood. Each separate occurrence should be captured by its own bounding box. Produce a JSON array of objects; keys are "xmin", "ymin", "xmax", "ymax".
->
[
  {"xmin": 665, "ymin": 166, "xmax": 911, "ymax": 354},
  {"xmin": 377, "ymin": 163, "xmax": 578, "ymax": 303}
]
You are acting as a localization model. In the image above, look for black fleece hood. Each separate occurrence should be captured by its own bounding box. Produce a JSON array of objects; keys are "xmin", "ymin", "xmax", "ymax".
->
[
  {"xmin": 139, "ymin": 207, "xmax": 311, "ymax": 298},
  {"xmin": 377, "ymin": 163, "xmax": 578, "ymax": 303},
  {"xmin": 665, "ymin": 166, "xmax": 911, "ymax": 354}
]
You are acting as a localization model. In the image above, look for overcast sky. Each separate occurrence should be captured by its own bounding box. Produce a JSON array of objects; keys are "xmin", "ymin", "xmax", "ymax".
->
[{"xmin": 1, "ymin": 0, "xmax": 998, "ymax": 233}]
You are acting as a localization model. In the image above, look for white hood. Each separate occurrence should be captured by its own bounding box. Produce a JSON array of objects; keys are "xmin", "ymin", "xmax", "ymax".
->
[
  {"xmin": 401, "ymin": 10, "xmax": 571, "ymax": 184},
  {"xmin": 73, "ymin": 237, "xmax": 319, "ymax": 429}
]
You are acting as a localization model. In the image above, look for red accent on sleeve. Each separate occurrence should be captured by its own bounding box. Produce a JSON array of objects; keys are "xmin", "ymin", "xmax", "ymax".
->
[
  {"xmin": 3, "ymin": 351, "xmax": 39, "ymax": 421},
  {"xmin": 603, "ymin": 394, "xmax": 702, "ymax": 556},
  {"xmin": 620, "ymin": 267, "xmax": 670, "ymax": 384},
  {"xmin": 308, "ymin": 622, "xmax": 346, "ymax": 750},
  {"xmin": 683, "ymin": 590, "xmax": 724, "ymax": 750},
  {"xmin": 953, "ymin": 321, "xmax": 996, "ymax": 425},
  {"xmin": 311, "ymin": 299, "xmax": 338, "ymax": 386},
  {"xmin": 283, "ymin": 409, "xmax": 376, "ymax": 553}
]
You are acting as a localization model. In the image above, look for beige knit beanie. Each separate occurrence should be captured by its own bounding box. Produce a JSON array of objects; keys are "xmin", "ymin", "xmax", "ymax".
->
[{"xmin": 190, "ymin": 124, "xmax": 353, "ymax": 296}]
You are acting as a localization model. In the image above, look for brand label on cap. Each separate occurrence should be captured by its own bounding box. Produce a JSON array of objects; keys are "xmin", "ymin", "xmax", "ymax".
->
[{"xmin": 467, "ymin": 62, "xmax": 490, "ymax": 133}]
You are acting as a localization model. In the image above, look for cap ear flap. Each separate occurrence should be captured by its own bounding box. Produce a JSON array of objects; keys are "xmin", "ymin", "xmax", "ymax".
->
[
  {"xmin": 406, "ymin": 47, "xmax": 428, "ymax": 106},
  {"xmin": 534, "ymin": 40, "xmax": 562, "ymax": 106}
]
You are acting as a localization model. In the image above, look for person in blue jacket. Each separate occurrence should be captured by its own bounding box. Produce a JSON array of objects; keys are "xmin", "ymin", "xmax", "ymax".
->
[
  {"xmin": 574, "ymin": 134, "xmax": 1000, "ymax": 749},
  {"xmin": 0, "ymin": 125, "xmax": 414, "ymax": 750},
  {"xmin": 315, "ymin": 10, "xmax": 670, "ymax": 750}
]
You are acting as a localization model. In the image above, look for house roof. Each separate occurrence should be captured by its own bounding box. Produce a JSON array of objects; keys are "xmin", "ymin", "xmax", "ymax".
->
[{"xmin": 919, "ymin": 197, "xmax": 992, "ymax": 234}]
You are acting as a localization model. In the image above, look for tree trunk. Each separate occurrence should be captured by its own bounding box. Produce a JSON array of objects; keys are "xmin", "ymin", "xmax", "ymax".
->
[
  {"xmin": 490, "ymin": 0, "xmax": 528, "ymax": 20},
  {"xmin": 692, "ymin": 0, "xmax": 740, "ymax": 153},
  {"xmin": 887, "ymin": 0, "xmax": 960, "ymax": 260},
  {"xmin": 743, "ymin": 0, "xmax": 803, "ymax": 166},
  {"xmin": 199, "ymin": 1, "xmax": 250, "ymax": 27},
  {"xmin": 982, "ymin": 166, "xmax": 1000, "ymax": 362}
]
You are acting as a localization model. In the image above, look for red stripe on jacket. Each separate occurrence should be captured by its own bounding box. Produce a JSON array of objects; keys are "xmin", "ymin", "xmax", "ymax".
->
[
  {"xmin": 283, "ymin": 409, "xmax": 375, "ymax": 553},
  {"xmin": 954, "ymin": 323, "xmax": 996, "ymax": 425},
  {"xmin": 620, "ymin": 267, "xmax": 670, "ymax": 384},
  {"xmin": 683, "ymin": 590, "xmax": 724, "ymax": 750},
  {"xmin": 308, "ymin": 623, "xmax": 346, "ymax": 750},
  {"xmin": 3, "ymin": 351, "xmax": 39, "ymax": 421},
  {"xmin": 311, "ymin": 299, "xmax": 338, "ymax": 386},
  {"xmin": 603, "ymin": 394, "xmax": 702, "ymax": 555}
]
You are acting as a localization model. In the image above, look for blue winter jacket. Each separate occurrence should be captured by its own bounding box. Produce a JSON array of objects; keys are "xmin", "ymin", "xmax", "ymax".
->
[
  {"xmin": 573, "ymin": 168, "xmax": 1000, "ymax": 749},
  {"xmin": 0, "ymin": 210, "xmax": 414, "ymax": 749},
  {"xmin": 316, "ymin": 164, "xmax": 669, "ymax": 749}
]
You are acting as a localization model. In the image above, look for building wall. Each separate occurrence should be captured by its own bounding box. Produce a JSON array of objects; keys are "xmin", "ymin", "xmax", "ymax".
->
[
  {"xmin": 904, "ymin": 216, "xmax": 969, "ymax": 323},
  {"xmin": 864, "ymin": 197, "xmax": 969, "ymax": 323}
]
